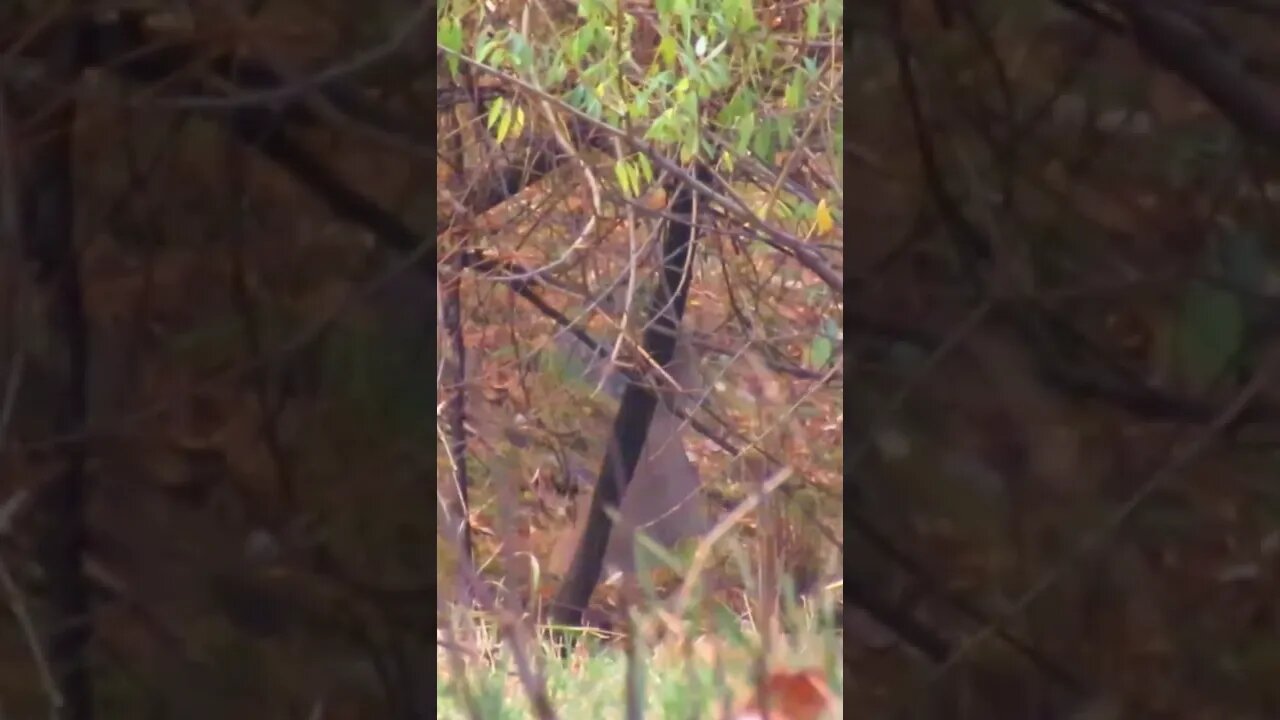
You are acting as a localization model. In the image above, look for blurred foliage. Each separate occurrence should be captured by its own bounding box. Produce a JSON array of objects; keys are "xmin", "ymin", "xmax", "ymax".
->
[
  {"xmin": 0, "ymin": 2, "xmax": 434, "ymax": 717},
  {"xmin": 843, "ymin": 2, "xmax": 1280, "ymax": 717}
]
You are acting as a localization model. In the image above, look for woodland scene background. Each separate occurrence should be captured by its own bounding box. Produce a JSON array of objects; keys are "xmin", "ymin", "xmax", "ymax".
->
[{"xmin": 0, "ymin": 1, "xmax": 1278, "ymax": 719}]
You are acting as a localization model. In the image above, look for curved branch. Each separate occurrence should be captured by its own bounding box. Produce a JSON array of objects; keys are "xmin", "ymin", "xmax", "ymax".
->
[
  {"xmin": 1059, "ymin": 0, "xmax": 1280, "ymax": 145},
  {"xmin": 438, "ymin": 47, "xmax": 845, "ymax": 293}
]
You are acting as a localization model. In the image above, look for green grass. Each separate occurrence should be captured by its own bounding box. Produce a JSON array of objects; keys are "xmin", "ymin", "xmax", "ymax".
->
[{"xmin": 436, "ymin": 595, "xmax": 844, "ymax": 719}]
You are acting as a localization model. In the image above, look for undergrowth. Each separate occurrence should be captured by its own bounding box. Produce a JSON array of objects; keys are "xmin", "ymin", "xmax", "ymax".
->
[{"xmin": 437, "ymin": 579, "xmax": 844, "ymax": 719}]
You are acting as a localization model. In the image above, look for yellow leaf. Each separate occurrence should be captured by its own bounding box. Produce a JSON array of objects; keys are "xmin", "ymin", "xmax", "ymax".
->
[
  {"xmin": 496, "ymin": 106, "xmax": 513, "ymax": 143},
  {"xmin": 659, "ymin": 36, "xmax": 678, "ymax": 70},
  {"xmin": 486, "ymin": 97, "xmax": 505, "ymax": 129},
  {"xmin": 512, "ymin": 106, "xmax": 526, "ymax": 138},
  {"xmin": 814, "ymin": 198, "xmax": 834, "ymax": 236}
]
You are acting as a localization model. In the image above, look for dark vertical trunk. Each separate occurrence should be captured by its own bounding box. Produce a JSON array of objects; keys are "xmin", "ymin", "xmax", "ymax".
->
[
  {"xmin": 442, "ymin": 92, "xmax": 474, "ymax": 572},
  {"xmin": 16, "ymin": 39, "xmax": 94, "ymax": 720}
]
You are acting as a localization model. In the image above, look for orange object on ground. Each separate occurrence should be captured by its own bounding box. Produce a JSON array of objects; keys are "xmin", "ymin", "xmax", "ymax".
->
[{"xmin": 735, "ymin": 668, "xmax": 834, "ymax": 720}]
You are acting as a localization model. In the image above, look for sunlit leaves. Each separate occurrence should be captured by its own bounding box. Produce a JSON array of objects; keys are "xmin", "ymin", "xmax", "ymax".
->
[
  {"xmin": 645, "ymin": 107, "xmax": 681, "ymax": 144},
  {"xmin": 822, "ymin": 0, "xmax": 843, "ymax": 33},
  {"xmin": 437, "ymin": 18, "xmax": 462, "ymax": 79},
  {"xmin": 751, "ymin": 120, "xmax": 774, "ymax": 161},
  {"xmin": 485, "ymin": 96, "xmax": 504, "ymax": 130},
  {"xmin": 785, "ymin": 70, "xmax": 806, "ymax": 110},
  {"xmin": 614, "ymin": 154, "xmax": 655, "ymax": 199},
  {"xmin": 719, "ymin": 147, "xmax": 736, "ymax": 172},
  {"xmin": 474, "ymin": 29, "xmax": 501, "ymax": 65},
  {"xmin": 658, "ymin": 35, "xmax": 678, "ymax": 70},
  {"xmin": 485, "ymin": 97, "xmax": 526, "ymax": 144},
  {"xmin": 570, "ymin": 23, "xmax": 597, "ymax": 65},
  {"xmin": 631, "ymin": 82, "xmax": 654, "ymax": 123},
  {"xmin": 636, "ymin": 153, "xmax": 654, "ymax": 184},
  {"xmin": 670, "ymin": 0, "xmax": 694, "ymax": 36},
  {"xmin": 804, "ymin": 2, "xmax": 821, "ymax": 39},
  {"xmin": 508, "ymin": 31, "xmax": 534, "ymax": 72},
  {"xmin": 813, "ymin": 198, "xmax": 834, "ymax": 236},
  {"xmin": 615, "ymin": 159, "xmax": 638, "ymax": 198},
  {"xmin": 566, "ymin": 84, "xmax": 604, "ymax": 119},
  {"xmin": 730, "ymin": 0, "xmax": 758, "ymax": 32},
  {"xmin": 444, "ymin": 0, "xmax": 841, "ymax": 176},
  {"xmin": 679, "ymin": 136, "xmax": 699, "ymax": 165},
  {"xmin": 576, "ymin": 0, "xmax": 618, "ymax": 18},
  {"xmin": 545, "ymin": 59, "xmax": 568, "ymax": 87}
]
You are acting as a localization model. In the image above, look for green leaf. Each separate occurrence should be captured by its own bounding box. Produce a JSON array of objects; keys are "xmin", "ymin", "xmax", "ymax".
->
[
  {"xmin": 509, "ymin": 32, "xmax": 534, "ymax": 71},
  {"xmin": 823, "ymin": 0, "xmax": 843, "ymax": 32},
  {"xmin": 738, "ymin": 0, "xmax": 758, "ymax": 31},
  {"xmin": 786, "ymin": 71, "xmax": 805, "ymax": 110},
  {"xmin": 437, "ymin": 18, "xmax": 461, "ymax": 52},
  {"xmin": 805, "ymin": 2, "xmax": 821, "ymax": 39},
  {"xmin": 717, "ymin": 87, "xmax": 746, "ymax": 126},
  {"xmin": 810, "ymin": 335, "xmax": 833, "ymax": 368},
  {"xmin": 546, "ymin": 60, "xmax": 568, "ymax": 87},
  {"xmin": 631, "ymin": 84, "xmax": 651, "ymax": 122},
  {"xmin": 566, "ymin": 84, "xmax": 589, "ymax": 112},
  {"xmin": 1175, "ymin": 281, "xmax": 1244, "ymax": 389},
  {"xmin": 777, "ymin": 114, "xmax": 795, "ymax": 147},
  {"xmin": 673, "ymin": 0, "xmax": 692, "ymax": 31},
  {"xmin": 437, "ymin": 20, "xmax": 462, "ymax": 79},
  {"xmin": 681, "ymin": 117, "xmax": 700, "ymax": 163},
  {"xmin": 570, "ymin": 26, "xmax": 591, "ymax": 64},
  {"xmin": 735, "ymin": 111, "xmax": 756, "ymax": 156},
  {"xmin": 485, "ymin": 97, "xmax": 505, "ymax": 129},
  {"xmin": 475, "ymin": 31, "xmax": 499, "ymax": 65},
  {"xmin": 645, "ymin": 109, "xmax": 679, "ymax": 143},
  {"xmin": 703, "ymin": 57, "xmax": 730, "ymax": 91},
  {"xmin": 751, "ymin": 120, "xmax": 773, "ymax": 160}
]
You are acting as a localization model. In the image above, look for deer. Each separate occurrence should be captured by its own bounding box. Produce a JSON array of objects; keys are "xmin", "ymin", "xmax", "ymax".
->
[{"xmin": 547, "ymin": 326, "xmax": 710, "ymax": 580}]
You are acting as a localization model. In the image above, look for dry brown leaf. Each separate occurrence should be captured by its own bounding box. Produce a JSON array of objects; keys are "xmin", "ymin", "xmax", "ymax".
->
[{"xmin": 736, "ymin": 668, "xmax": 835, "ymax": 720}]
